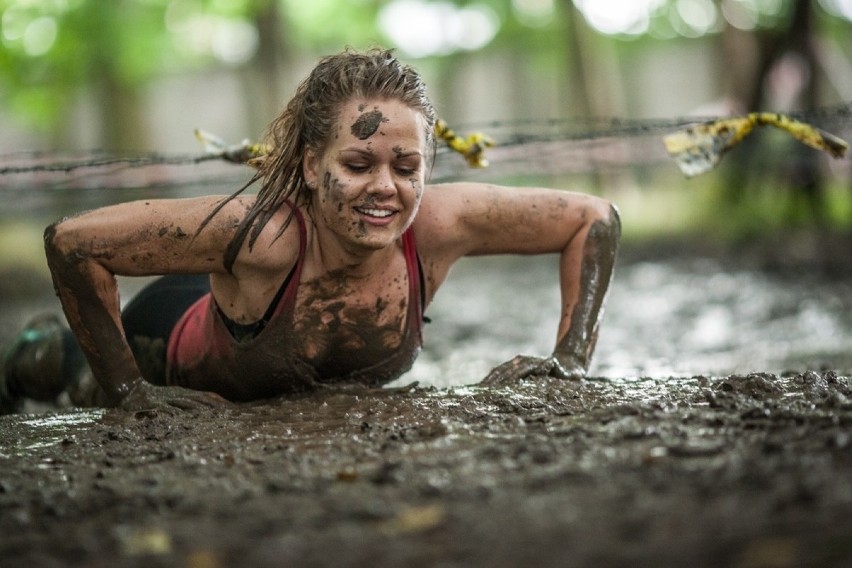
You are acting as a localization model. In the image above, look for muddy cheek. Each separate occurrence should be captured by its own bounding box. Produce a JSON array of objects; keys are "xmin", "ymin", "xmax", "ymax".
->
[
  {"xmin": 349, "ymin": 220, "xmax": 367, "ymax": 239},
  {"xmin": 329, "ymin": 178, "xmax": 350, "ymax": 216}
]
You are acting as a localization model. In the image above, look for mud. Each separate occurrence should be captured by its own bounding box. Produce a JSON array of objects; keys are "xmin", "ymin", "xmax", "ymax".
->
[
  {"xmin": 351, "ymin": 109, "xmax": 385, "ymax": 140},
  {"xmin": 2, "ymin": 234, "xmax": 852, "ymax": 567},
  {"xmin": 2, "ymin": 373, "xmax": 851, "ymax": 567}
]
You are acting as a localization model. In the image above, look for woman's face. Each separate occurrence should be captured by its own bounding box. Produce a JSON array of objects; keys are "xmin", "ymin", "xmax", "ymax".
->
[{"xmin": 303, "ymin": 97, "xmax": 428, "ymax": 253}]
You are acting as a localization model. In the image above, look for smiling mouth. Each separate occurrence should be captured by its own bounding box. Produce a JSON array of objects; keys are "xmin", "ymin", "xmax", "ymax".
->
[{"xmin": 354, "ymin": 206, "xmax": 395, "ymax": 218}]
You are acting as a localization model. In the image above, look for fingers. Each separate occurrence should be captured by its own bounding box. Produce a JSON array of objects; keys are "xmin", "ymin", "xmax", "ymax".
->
[
  {"xmin": 480, "ymin": 355, "xmax": 552, "ymax": 386},
  {"xmin": 119, "ymin": 382, "xmax": 234, "ymax": 412},
  {"xmin": 164, "ymin": 391, "xmax": 234, "ymax": 411},
  {"xmin": 480, "ymin": 355, "xmax": 587, "ymax": 386}
]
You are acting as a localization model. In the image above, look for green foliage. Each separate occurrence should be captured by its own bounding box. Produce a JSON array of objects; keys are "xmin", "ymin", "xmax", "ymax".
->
[
  {"xmin": 282, "ymin": 0, "xmax": 381, "ymax": 50},
  {"xmin": 2, "ymin": 1, "xmax": 166, "ymax": 128},
  {"xmin": 0, "ymin": 0, "xmax": 265, "ymax": 131}
]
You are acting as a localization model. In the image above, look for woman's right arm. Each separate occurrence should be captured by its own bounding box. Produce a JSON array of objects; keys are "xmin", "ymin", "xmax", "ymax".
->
[{"xmin": 43, "ymin": 196, "xmax": 251, "ymax": 407}]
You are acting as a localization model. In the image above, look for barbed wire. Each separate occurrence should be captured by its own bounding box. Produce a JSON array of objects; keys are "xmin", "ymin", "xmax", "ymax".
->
[
  {"xmin": 2, "ymin": 103, "xmax": 850, "ymax": 184},
  {"xmin": 0, "ymin": 152, "xmax": 221, "ymax": 176}
]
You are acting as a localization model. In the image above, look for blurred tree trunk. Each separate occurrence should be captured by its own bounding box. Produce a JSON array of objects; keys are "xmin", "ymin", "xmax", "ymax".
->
[
  {"xmin": 243, "ymin": 0, "xmax": 293, "ymax": 136},
  {"xmin": 90, "ymin": 1, "xmax": 149, "ymax": 153},
  {"xmin": 559, "ymin": 0, "xmax": 591, "ymax": 118},
  {"xmin": 722, "ymin": 0, "xmax": 826, "ymax": 224},
  {"xmin": 557, "ymin": 0, "xmax": 633, "ymax": 193},
  {"xmin": 558, "ymin": 0, "xmax": 627, "ymax": 119},
  {"xmin": 96, "ymin": 72, "xmax": 148, "ymax": 153}
]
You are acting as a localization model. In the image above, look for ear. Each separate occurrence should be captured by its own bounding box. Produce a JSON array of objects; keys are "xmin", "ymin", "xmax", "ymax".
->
[{"xmin": 303, "ymin": 148, "xmax": 319, "ymax": 191}]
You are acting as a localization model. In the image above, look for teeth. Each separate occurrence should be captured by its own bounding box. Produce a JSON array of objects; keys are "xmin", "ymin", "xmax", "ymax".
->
[{"xmin": 357, "ymin": 207, "xmax": 393, "ymax": 218}]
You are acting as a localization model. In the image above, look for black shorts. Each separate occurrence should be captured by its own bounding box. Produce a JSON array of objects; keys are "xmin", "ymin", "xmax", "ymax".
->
[{"xmin": 121, "ymin": 274, "xmax": 210, "ymax": 384}]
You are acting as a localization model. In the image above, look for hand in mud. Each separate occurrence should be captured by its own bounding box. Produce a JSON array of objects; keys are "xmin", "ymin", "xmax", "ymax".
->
[
  {"xmin": 480, "ymin": 355, "xmax": 586, "ymax": 387},
  {"xmin": 119, "ymin": 380, "xmax": 233, "ymax": 413}
]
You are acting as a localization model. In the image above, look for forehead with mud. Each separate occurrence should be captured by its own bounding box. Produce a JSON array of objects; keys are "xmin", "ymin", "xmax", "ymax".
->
[{"xmin": 350, "ymin": 103, "xmax": 390, "ymax": 140}]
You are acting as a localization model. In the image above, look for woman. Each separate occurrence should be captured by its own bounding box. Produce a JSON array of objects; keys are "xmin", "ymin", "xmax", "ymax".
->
[{"xmin": 1, "ymin": 48, "xmax": 620, "ymax": 412}]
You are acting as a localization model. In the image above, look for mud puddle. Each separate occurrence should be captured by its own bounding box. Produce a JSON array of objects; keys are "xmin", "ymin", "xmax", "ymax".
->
[{"xmin": 2, "ymin": 371, "xmax": 852, "ymax": 567}]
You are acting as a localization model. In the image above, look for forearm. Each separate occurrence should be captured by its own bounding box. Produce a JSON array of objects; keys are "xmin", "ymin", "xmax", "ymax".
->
[
  {"xmin": 553, "ymin": 204, "xmax": 621, "ymax": 373},
  {"xmin": 44, "ymin": 224, "xmax": 142, "ymax": 405}
]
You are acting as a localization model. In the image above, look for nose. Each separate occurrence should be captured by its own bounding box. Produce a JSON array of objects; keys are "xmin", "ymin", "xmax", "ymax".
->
[{"xmin": 367, "ymin": 165, "xmax": 396, "ymax": 197}]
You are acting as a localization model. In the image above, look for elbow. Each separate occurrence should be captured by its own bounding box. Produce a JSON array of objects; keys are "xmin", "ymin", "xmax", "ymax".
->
[
  {"xmin": 605, "ymin": 202, "xmax": 622, "ymax": 241},
  {"xmin": 43, "ymin": 218, "xmax": 63, "ymax": 266},
  {"xmin": 579, "ymin": 200, "xmax": 621, "ymax": 267},
  {"xmin": 588, "ymin": 199, "xmax": 621, "ymax": 243},
  {"xmin": 43, "ymin": 217, "xmax": 83, "ymax": 272}
]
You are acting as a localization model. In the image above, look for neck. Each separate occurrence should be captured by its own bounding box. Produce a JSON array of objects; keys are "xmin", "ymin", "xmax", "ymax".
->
[{"xmin": 308, "ymin": 225, "xmax": 398, "ymax": 279}]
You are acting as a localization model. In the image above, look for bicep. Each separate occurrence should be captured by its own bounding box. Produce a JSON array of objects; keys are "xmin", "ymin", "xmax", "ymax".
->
[
  {"xmin": 418, "ymin": 182, "xmax": 609, "ymax": 258},
  {"xmin": 46, "ymin": 196, "xmax": 247, "ymax": 277}
]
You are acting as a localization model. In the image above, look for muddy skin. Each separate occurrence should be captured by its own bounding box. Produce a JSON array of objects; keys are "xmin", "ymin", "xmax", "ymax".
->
[
  {"xmin": 481, "ymin": 205, "xmax": 621, "ymax": 385},
  {"xmin": 319, "ymin": 174, "xmax": 369, "ymax": 239},
  {"xmin": 410, "ymin": 178, "xmax": 423, "ymax": 198},
  {"xmin": 155, "ymin": 225, "xmax": 187, "ymax": 239},
  {"xmin": 294, "ymin": 268, "xmax": 408, "ymax": 373},
  {"xmin": 324, "ymin": 177, "xmax": 345, "ymax": 211},
  {"xmin": 42, "ymin": 223, "xmax": 142, "ymax": 405},
  {"xmin": 351, "ymin": 109, "xmax": 386, "ymax": 140},
  {"xmin": 553, "ymin": 204, "xmax": 621, "ymax": 373}
]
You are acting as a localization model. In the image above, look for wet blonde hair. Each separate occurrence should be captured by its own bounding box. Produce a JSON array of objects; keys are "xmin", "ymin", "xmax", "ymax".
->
[{"xmin": 212, "ymin": 47, "xmax": 437, "ymax": 272}]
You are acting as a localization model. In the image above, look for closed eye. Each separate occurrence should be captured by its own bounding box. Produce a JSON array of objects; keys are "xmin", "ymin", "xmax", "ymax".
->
[{"xmin": 345, "ymin": 163, "xmax": 370, "ymax": 173}]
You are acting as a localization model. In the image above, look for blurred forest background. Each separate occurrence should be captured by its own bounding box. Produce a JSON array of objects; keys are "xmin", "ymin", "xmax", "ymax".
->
[{"xmin": 1, "ymin": 0, "xmax": 852, "ymax": 272}]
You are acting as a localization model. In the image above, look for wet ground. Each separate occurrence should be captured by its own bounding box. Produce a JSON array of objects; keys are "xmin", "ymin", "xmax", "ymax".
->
[{"xmin": 2, "ymin": 233, "xmax": 852, "ymax": 567}]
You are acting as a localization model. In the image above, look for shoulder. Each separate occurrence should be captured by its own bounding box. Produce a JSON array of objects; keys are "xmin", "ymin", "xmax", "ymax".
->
[
  {"xmin": 411, "ymin": 183, "xmax": 468, "ymax": 258},
  {"xmin": 413, "ymin": 182, "xmax": 537, "ymax": 254},
  {"xmin": 415, "ymin": 181, "xmax": 616, "ymax": 256},
  {"xmin": 229, "ymin": 198, "xmax": 304, "ymax": 271}
]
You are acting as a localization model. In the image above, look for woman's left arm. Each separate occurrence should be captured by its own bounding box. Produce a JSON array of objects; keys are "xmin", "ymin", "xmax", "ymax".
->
[{"xmin": 415, "ymin": 182, "xmax": 621, "ymax": 384}]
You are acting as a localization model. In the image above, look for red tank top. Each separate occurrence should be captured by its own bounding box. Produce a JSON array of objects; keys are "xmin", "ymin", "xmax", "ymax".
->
[{"xmin": 165, "ymin": 207, "xmax": 424, "ymax": 401}]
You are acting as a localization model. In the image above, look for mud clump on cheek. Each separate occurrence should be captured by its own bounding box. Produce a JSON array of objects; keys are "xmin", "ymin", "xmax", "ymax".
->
[
  {"xmin": 348, "ymin": 220, "xmax": 367, "ymax": 239},
  {"xmin": 322, "ymin": 177, "xmax": 347, "ymax": 217},
  {"xmin": 351, "ymin": 110, "xmax": 386, "ymax": 140}
]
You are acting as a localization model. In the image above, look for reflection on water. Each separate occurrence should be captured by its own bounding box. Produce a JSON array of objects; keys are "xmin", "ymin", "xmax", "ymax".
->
[
  {"xmin": 402, "ymin": 254, "xmax": 852, "ymax": 388},
  {"xmin": 0, "ymin": 409, "xmax": 105, "ymax": 455}
]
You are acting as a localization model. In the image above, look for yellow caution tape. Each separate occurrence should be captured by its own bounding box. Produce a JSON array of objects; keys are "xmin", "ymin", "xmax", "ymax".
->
[
  {"xmin": 663, "ymin": 113, "xmax": 848, "ymax": 178},
  {"xmin": 194, "ymin": 129, "xmax": 269, "ymax": 166},
  {"xmin": 434, "ymin": 119, "xmax": 494, "ymax": 168}
]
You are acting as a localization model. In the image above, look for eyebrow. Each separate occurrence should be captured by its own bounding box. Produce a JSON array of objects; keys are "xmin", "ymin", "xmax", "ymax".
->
[{"xmin": 340, "ymin": 148, "xmax": 423, "ymax": 158}]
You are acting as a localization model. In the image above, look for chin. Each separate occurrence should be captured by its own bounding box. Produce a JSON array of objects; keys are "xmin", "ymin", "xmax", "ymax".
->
[{"xmin": 353, "ymin": 232, "xmax": 400, "ymax": 251}]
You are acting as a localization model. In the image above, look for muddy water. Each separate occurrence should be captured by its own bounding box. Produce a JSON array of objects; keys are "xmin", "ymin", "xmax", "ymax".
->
[
  {"xmin": 404, "ymin": 253, "xmax": 852, "ymax": 387},
  {"xmin": 2, "ymin": 247, "xmax": 852, "ymax": 567}
]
